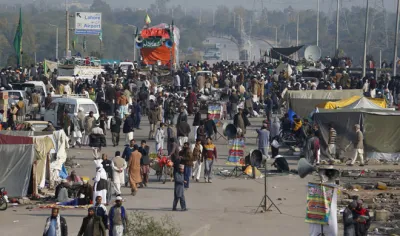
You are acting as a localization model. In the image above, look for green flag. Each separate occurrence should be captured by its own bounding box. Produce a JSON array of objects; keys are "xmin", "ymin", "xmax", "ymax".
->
[
  {"xmin": 13, "ymin": 8, "xmax": 23, "ymax": 66},
  {"xmin": 98, "ymin": 31, "xmax": 103, "ymax": 42}
]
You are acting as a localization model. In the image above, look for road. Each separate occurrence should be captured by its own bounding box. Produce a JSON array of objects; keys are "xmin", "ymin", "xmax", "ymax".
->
[
  {"xmin": 0, "ymin": 115, "xmax": 313, "ymax": 236},
  {"xmin": 203, "ymin": 36, "xmax": 273, "ymax": 64}
]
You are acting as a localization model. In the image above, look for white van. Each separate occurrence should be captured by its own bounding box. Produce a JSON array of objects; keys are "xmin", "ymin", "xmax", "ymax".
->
[{"xmin": 44, "ymin": 95, "xmax": 99, "ymax": 127}]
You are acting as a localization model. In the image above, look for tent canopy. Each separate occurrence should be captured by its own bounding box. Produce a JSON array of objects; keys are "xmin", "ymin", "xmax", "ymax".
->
[
  {"xmin": 314, "ymin": 109, "xmax": 400, "ymax": 161},
  {"xmin": 316, "ymin": 96, "xmax": 387, "ymax": 110},
  {"xmin": 285, "ymin": 89, "xmax": 364, "ymax": 118},
  {"xmin": 275, "ymin": 63, "xmax": 292, "ymax": 75},
  {"xmin": 0, "ymin": 135, "xmax": 35, "ymax": 197}
]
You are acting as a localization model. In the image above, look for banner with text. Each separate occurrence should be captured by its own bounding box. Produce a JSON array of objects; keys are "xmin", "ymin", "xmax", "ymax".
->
[
  {"xmin": 305, "ymin": 183, "xmax": 335, "ymax": 225},
  {"xmin": 226, "ymin": 138, "xmax": 245, "ymax": 166}
]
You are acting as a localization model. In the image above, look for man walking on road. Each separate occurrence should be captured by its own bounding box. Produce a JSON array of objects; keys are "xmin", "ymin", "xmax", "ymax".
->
[
  {"xmin": 350, "ymin": 124, "xmax": 364, "ymax": 166},
  {"xmin": 110, "ymin": 111, "xmax": 122, "ymax": 147},
  {"xmin": 43, "ymin": 208, "xmax": 68, "ymax": 236},
  {"xmin": 191, "ymin": 139, "xmax": 203, "ymax": 182},
  {"xmin": 173, "ymin": 164, "xmax": 187, "ymax": 211},
  {"xmin": 77, "ymin": 207, "xmax": 107, "ymax": 236},
  {"xmin": 112, "ymin": 151, "xmax": 127, "ymax": 196},
  {"xmin": 109, "ymin": 196, "xmax": 127, "ymax": 236}
]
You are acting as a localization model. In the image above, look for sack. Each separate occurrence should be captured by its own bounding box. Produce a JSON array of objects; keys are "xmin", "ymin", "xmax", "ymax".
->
[{"xmin": 271, "ymin": 139, "xmax": 280, "ymax": 148}]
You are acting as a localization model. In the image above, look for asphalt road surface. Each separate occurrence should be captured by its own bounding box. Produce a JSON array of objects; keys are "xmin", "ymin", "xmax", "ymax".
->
[{"xmin": 0, "ymin": 115, "xmax": 313, "ymax": 236}]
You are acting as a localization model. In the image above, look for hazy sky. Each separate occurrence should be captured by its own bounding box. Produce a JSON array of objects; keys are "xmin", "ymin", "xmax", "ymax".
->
[{"xmin": 1, "ymin": 0, "xmax": 398, "ymax": 13}]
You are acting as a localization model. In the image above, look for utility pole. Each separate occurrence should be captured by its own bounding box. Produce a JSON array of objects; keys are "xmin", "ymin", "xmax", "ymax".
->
[
  {"xmin": 296, "ymin": 13, "xmax": 299, "ymax": 47},
  {"xmin": 336, "ymin": 0, "xmax": 340, "ymax": 57},
  {"xmin": 362, "ymin": 0, "xmax": 369, "ymax": 78},
  {"xmin": 49, "ymin": 24, "xmax": 59, "ymax": 61},
  {"xmin": 275, "ymin": 27, "xmax": 278, "ymax": 48},
  {"xmin": 65, "ymin": 0, "xmax": 69, "ymax": 57},
  {"xmin": 317, "ymin": 0, "xmax": 320, "ymax": 46},
  {"xmin": 213, "ymin": 9, "xmax": 215, "ymax": 26},
  {"xmin": 394, "ymin": 0, "xmax": 400, "ymax": 76},
  {"xmin": 233, "ymin": 12, "xmax": 236, "ymax": 29}
]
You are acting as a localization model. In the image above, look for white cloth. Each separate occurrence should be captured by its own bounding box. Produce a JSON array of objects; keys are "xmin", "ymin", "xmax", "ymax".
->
[
  {"xmin": 125, "ymin": 132, "xmax": 134, "ymax": 145},
  {"xmin": 93, "ymin": 166, "xmax": 108, "ymax": 204},
  {"xmin": 309, "ymin": 187, "xmax": 338, "ymax": 236},
  {"xmin": 43, "ymin": 215, "xmax": 61, "ymax": 236},
  {"xmin": 155, "ymin": 128, "xmax": 164, "ymax": 144},
  {"xmin": 113, "ymin": 225, "xmax": 124, "ymax": 236},
  {"xmin": 351, "ymin": 148, "xmax": 364, "ymax": 165},
  {"xmin": 192, "ymin": 161, "xmax": 202, "ymax": 180},
  {"xmin": 178, "ymin": 136, "xmax": 188, "ymax": 147},
  {"xmin": 112, "ymin": 157, "xmax": 127, "ymax": 195},
  {"xmin": 193, "ymin": 126, "xmax": 199, "ymax": 141},
  {"xmin": 92, "ymin": 147, "xmax": 101, "ymax": 159}
]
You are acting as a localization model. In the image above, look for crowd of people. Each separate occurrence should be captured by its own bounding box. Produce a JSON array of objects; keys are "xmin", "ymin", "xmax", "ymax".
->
[{"xmin": 1, "ymin": 57, "xmax": 395, "ymax": 236}]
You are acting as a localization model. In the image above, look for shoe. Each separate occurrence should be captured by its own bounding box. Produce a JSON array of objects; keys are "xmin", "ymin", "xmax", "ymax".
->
[
  {"xmin": 359, "ymin": 164, "xmax": 365, "ymax": 167},
  {"xmin": 144, "ymin": 183, "xmax": 147, "ymax": 187},
  {"xmin": 205, "ymin": 177, "xmax": 208, "ymax": 183},
  {"xmin": 208, "ymin": 179, "xmax": 212, "ymax": 183},
  {"xmin": 172, "ymin": 208, "xmax": 177, "ymax": 211},
  {"xmin": 181, "ymin": 208, "xmax": 187, "ymax": 211},
  {"xmin": 347, "ymin": 163, "xmax": 354, "ymax": 166},
  {"xmin": 196, "ymin": 179, "xmax": 199, "ymax": 182}
]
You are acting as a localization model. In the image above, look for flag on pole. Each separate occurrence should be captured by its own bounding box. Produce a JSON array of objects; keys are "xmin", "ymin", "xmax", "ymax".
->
[
  {"xmin": 13, "ymin": 8, "xmax": 23, "ymax": 66},
  {"xmin": 83, "ymin": 36, "xmax": 87, "ymax": 52},
  {"xmin": 72, "ymin": 35, "xmax": 77, "ymax": 50},
  {"xmin": 144, "ymin": 14, "xmax": 151, "ymax": 25},
  {"xmin": 98, "ymin": 31, "xmax": 103, "ymax": 42}
]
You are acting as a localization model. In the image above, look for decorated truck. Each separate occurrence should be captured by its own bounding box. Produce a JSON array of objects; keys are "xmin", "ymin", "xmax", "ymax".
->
[{"xmin": 136, "ymin": 23, "xmax": 180, "ymax": 68}]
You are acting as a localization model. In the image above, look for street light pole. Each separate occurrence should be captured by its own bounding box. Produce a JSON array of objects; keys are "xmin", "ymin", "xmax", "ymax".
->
[
  {"xmin": 362, "ymin": 0, "xmax": 370, "ymax": 78},
  {"xmin": 49, "ymin": 24, "xmax": 59, "ymax": 61},
  {"xmin": 394, "ymin": 0, "xmax": 400, "ymax": 76},
  {"xmin": 317, "ymin": 0, "xmax": 320, "ymax": 46},
  {"xmin": 336, "ymin": 0, "xmax": 340, "ymax": 56}
]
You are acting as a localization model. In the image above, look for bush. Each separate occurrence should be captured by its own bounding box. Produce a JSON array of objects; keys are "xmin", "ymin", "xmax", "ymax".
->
[{"xmin": 125, "ymin": 211, "xmax": 181, "ymax": 236}]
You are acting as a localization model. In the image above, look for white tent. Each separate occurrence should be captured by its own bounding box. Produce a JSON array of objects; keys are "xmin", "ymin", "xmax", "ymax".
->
[
  {"xmin": 275, "ymin": 63, "xmax": 292, "ymax": 75},
  {"xmin": 343, "ymin": 97, "xmax": 394, "ymax": 110}
]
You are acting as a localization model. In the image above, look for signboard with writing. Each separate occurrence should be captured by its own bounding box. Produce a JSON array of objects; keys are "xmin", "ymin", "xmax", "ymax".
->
[
  {"xmin": 75, "ymin": 12, "xmax": 102, "ymax": 35},
  {"xmin": 142, "ymin": 38, "xmax": 163, "ymax": 48}
]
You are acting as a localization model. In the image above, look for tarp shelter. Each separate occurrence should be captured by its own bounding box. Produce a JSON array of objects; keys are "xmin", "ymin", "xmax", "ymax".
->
[
  {"xmin": 0, "ymin": 135, "xmax": 35, "ymax": 197},
  {"xmin": 269, "ymin": 45, "xmax": 303, "ymax": 65},
  {"xmin": 316, "ymin": 96, "xmax": 388, "ymax": 110},
  {"xmin": 0, "ymin": 130, "xmax": 68, "ymax": 196},
  {"xmin": 275, "ymin": 63, "xmax": 293, "ymax": 75},
  {"xmin": 285, "ymin": 90, "xmax": 364, "ymax": 118},
  {"xmin": 313, "ymin": 109, "xmax": 400, "ymax": 161}
]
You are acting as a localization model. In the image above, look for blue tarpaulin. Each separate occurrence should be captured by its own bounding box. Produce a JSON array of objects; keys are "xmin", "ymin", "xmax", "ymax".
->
[{"xmin": 60, "ymin": 164, "xmax": 68, "ymax": 179}]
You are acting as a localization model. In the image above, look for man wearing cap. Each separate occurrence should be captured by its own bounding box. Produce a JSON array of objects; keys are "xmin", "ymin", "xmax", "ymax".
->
[
  {"xmin": 350, "ymin": 124, "xmax": 364, "ymax": 166},
  {"xmin": 93, "ymin": 196, "xmax": 108, "ymax": 230},
  {"xmin": 173, "ymin": 164, "xmax": 187, "ymax": 211},
  {"xmin": 109, "ymin": 196, "xmax": 127, "ymax": 236},
  {"xmin": 77, "ymin": 207, "xmax": 106, "ymax": 236}
]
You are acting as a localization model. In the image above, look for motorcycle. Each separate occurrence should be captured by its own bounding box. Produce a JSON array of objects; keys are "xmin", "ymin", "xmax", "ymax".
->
[{"xmin": 0, "ymin": 187, "xmax": 8, "ymax": 211}]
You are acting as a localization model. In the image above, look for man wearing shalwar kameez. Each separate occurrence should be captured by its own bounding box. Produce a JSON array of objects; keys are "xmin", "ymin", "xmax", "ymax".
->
[
  {"xmin": 93, "ymin": 160, "xmax": 108, "ymax": 204},
  {"xmin": 172, "ymin": 164, "xmax": 187, "ymax": 211},
  {"xmin": 128, "ymin": 145, "xmax": 142, "ymax": 196}
]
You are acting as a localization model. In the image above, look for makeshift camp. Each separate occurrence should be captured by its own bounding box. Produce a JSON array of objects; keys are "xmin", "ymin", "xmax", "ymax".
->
[
  {"xmin": 316, "ymin": 96, "xmax": 388, "ymax": 110},
  {"xmin": 285, "ymin": 90, "xmax": 364, "ymax": 118},
  {"xmin": 0, "ymin": 130, "xmax": 68, "ymax": 197},
  {"xmin": 313, "ymin": 109, "xmax": 400, "ymax": 161}
]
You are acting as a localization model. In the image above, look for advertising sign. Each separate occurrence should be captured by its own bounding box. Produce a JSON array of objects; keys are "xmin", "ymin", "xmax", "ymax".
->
[
  {"xmin": 75, "ymin": 12, "xmax": 102, "ymax": 35},
  {"xmin": 305, "ymin": 183, "xmax": 335, "ymax": 225}
]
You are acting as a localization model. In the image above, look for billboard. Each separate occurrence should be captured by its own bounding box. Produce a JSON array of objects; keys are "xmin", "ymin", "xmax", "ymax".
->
[{"xmin": 75, "ymin": 12, "xmax": 102, "ymax": 35}]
